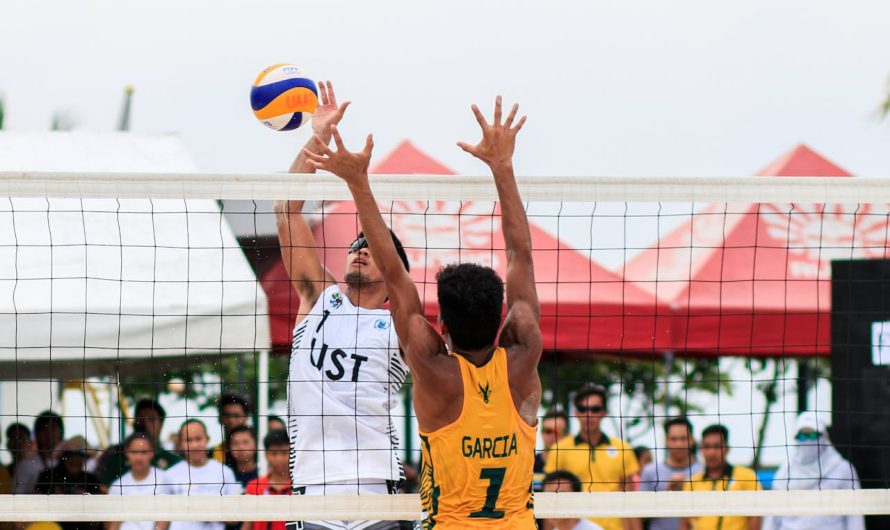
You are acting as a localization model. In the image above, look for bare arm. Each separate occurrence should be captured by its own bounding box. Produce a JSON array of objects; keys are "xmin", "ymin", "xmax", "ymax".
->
[
  {"xmin": 156, "ymin": 522, "xmax": 170, "ymax": 530},
  {"xmin": 276, "ymin": 82, "xmax": 350, "ymax": 313},
  {"xmin": 748, "ymin": 517, "xmax": 761, "ymax": 530},
  {"xmin": 302, "ymin": 127, "xmax": 454, "ymax": 411},
  {"xmin": 457, "ymin": 97, "xmax": 542, "ymax": 422}
]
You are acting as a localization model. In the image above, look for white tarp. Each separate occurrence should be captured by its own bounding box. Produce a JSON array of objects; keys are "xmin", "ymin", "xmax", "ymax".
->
[{"xmin": 0, "ymin": 132, "xmax": 269, "ymax": 374}]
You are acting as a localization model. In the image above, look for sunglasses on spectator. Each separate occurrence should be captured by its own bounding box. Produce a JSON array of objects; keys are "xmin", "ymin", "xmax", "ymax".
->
[
  {"xmin": 795, "ymin": 431, "xmax": 820, "ymax": 442},
  {"xmin": 349, "ymin": 237, "xmax": 369, "ymax": 254},
  {"xmin": 576, "ymin": 405, "xmax": 605, "ymax": 414}
]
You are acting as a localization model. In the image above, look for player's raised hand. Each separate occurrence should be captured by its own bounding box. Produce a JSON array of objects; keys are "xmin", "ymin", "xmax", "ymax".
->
[
  {"xmin": 303, "ymin": 124, "xmax": 373, "ymax": 185},
  {"xmin": 457, "ymin": 95, "xmax": 526, "ymax": 168},
  {"xmin": 311, "ymin": 81, "xmax": 351, "ymax": 142}
]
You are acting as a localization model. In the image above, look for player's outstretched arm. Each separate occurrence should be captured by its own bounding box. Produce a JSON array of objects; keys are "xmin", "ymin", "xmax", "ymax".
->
[
  {"xmin": 275, "ymin": 81, "xmax": 349, "ymax": 312},
  {"xmin": 302, "ymin": 126, "xmax": 448, "ymax": 370},
  {"xmin": 457, "ymin": 96, "xmax": 542, "ymax": 361}
]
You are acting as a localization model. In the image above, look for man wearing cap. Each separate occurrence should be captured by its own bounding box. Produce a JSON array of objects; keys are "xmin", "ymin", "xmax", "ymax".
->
[
  {"xmin": 763, "ymin": 412, "xmax": 864, "ymax": 530},
  {"xmin": 275, "ymin": 81, "xmax": 410, "ymax": 529},
  {"xmin": 35, "ymin": 437, "xmax": 103, "ymax": 530}
]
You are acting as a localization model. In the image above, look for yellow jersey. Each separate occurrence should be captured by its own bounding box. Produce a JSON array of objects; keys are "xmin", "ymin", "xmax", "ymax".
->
[
  {"xmin": 684, "ymin": 465, "xmax": 762, "ymax": 530},
  {"xmin": 418, "ymin": 347, "xmax": 537, "ymax": 529},
  {"xmin": 543, "ymin": 432, "xmax": 639, "ymax": 530}
]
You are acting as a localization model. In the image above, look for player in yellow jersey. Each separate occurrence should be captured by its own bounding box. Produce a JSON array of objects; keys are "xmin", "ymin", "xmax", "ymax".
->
[{"xmin": 303, "ymin": 96, "xmax": 541, "ymax": 529}]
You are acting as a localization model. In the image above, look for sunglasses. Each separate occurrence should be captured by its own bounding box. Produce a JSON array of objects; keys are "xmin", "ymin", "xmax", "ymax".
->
[
  {"xmin": 576, "ymin": 405, "xmax": 605, "ymax": 414},
  {"xmin": 795, "ymin": 431, "xmax": 820, "ymax": 442},
  {"xmin": 349, "ymin": 237, "xmax": 369, "ymax": 254}
]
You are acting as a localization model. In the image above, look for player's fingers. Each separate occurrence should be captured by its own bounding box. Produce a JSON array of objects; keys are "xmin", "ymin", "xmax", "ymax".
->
[
  {"xmin": 302, "ymin": 148, "xmax": 326, "ymax": 162},
  {"xmin": 456, "ymin": 141, "xmax": 474, "ymax": 154},
  {"xmin": 312, "ymin": 134, "xmax": 335, "ymax": 156},
  {"xmin": 363, "ymin": 134, "xmax": 374, "ymax": 156},
  {"xmin": 318, "ymin": 82, "xmax": 330, "ymax": 106},
  {"xmin": 326, "ymin": 81, "xmax": 337, "ymax": 107},
  {"xmin": 512, "ymin": 115, "xmax": 527, "ymax": 132},
  {"xmin": 337, "ymin": 101, "xmax": 352, "ymax": 119},
  {"xmin": 330, "ymin": 125, "xmax": 347, "ymax": 152},
  {"xmin": 471, "ymin": 104, "xmax": 487, "ymax": 128},
  {"xmin": 504, "ymin": 103, "xmax": 519, "ymax": 128},
  {"xmin": 493, "ymin": 95, "xmax": 503, "ymax": 126}
]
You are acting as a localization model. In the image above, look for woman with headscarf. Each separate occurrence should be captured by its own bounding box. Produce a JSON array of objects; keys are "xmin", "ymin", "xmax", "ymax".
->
[{"xmin": 763, "ymin": 411, "xmax": 865, "ymax": 530}]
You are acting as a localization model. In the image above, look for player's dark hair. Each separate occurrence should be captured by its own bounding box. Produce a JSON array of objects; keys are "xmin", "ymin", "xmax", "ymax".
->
[
  {"xmin": 543, "ymin": 470, "xmax": 583, "ymax": 493},
  {"xmin": 263, "ymin": 428, "xmax": 290, "ymax": 450},
  {"xmin": 436, "ymin": 263, "xmax": 504, "ymax": 351},
  {"xmin": 702, "ymin": 424, "xmax": 729, "ymax": 444},
  {"xmin": 355, "ymin": 230, "xmax": 410, "ymax": 272}
]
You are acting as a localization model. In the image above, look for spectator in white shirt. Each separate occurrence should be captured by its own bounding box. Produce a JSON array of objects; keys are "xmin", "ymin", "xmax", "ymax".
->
[
  {"xmin": 165, "ymin": 419, "xmax": 241, "ymax": 530},
  {"xmin": 763, "ymin": 412, "xmax": 864, "ymax": 530},
  {"xmin": 107, "ymin": 432, "xmax": 172, "ymax": 530}
]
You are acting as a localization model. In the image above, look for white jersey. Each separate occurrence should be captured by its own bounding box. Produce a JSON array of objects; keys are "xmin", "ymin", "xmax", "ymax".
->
[{"xmin": 288, "ymin": 284, "xmax": 408, "ymax": 486}]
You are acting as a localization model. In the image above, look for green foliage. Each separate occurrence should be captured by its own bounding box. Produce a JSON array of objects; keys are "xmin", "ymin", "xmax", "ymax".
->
[
  {"xmin": 117, "ymin": 354, "xmax": 290, "ymax": 414},
  {"xmin": 538, "ymin": 354, "xmax": 733, "ymax": 442},
  {"xmin": 0, "ymin": 96, "xmax": 4, "ymax": 130}
]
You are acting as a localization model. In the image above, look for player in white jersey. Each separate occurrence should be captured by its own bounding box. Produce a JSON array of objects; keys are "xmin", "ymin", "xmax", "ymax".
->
[{"xmin": 274, "ymin": 81, "xmax": 411, "ymax": 530}]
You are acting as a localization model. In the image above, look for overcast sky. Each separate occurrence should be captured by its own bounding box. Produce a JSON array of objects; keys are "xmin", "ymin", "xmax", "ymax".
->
[{"xmin": 2, "ymin": 0, "xmax": 889, "ymax": 177}]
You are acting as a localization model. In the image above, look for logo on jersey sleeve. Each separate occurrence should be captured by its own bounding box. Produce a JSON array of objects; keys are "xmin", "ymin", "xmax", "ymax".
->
[
  {"xmin": 374, "ymin": 318, "xmax": 391, "ymax": 331},
  {"xmin": 330, "ymin": 292, "xmax": 343, "ymax": 308},
  {"xmin": 478, "ymin": 382, "xmax": 491, "ymax": 404}
]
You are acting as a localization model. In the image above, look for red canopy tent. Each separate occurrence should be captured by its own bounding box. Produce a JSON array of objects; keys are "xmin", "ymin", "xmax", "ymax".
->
[
  {"xmin": 261, "ymin": 140, "xmax": 664, "ymax": 354},
  {"xmin": 625, "ymin": 144, "xmax": 890, "ymax": 357}
]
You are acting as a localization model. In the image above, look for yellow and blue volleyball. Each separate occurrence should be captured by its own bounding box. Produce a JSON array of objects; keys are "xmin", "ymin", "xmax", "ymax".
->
[{"xmin": 250, "ymin": 64, "xmax": 319, "ymax": 131}]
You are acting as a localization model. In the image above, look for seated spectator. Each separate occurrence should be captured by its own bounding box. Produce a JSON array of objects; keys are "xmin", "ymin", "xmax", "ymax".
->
[
  {"xmin": 7, "ymin": 423, "xmax": 44, "ymax": 494},
  {"xmin": 680, "ymin": 425, "xmax": 761, "ymax": 530},
  {"xmin": 35, "ymin": 437, "xmax": 103, "ymax": 530},
  {"xmin": 226, "ymin": 426, "xmax": 258, "ymax": 486},
  {"xmin": 763, "ymin": 412, "xmax": 864, "ymax": 530},
  {"xmin": 107, "ymin": 432, "xmax": 172, "ymax": 530},
  {"xmin": 539, "ymin": 471, "xmax": 604, "ymax": 530},
  {"xmin": 241, "ymin": 430, "xmax": 293, "ymax": 530},
  {"xmin": 166, "ymin": 419, "xmax": 241, "ymax": 530}
]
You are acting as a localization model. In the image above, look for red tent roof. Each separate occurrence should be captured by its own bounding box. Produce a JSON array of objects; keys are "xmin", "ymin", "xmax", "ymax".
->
[
  {"xmin": 626, "ymin": 144, "xmax": 885, "ymax": 356},
  {"xmin": 262, "ymin": 141, "xmax": 663, "ymax": 353},
  {"xmin": 755, "ymin": 143, "xmax": 852, "ymax": 177}
]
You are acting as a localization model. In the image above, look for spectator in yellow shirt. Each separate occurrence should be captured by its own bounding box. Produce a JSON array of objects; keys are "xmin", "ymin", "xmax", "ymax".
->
[
  {"xmin": 544, "ymin": 385, "xmax": 641, "ymax": 530},
  {"xmin": 680, "ymin": 424, "xmax": 761, "ymax": 530}
]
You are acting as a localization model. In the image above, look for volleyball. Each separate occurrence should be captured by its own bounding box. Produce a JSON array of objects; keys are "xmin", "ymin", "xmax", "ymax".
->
[{"xmin": 250, "ymin": 63, "xmax": 319, "ymax": 131}]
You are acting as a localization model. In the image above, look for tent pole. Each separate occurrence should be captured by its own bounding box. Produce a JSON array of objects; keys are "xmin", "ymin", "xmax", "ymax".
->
[{"xmin": 257, "ymin": 349, "xmax": 270, "ymax": 476}]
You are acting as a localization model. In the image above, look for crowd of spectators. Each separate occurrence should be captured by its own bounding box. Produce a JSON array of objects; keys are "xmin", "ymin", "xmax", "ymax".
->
[{"xmin": 0, "ymin": 390, "xmax": 867, "ymax": 530}]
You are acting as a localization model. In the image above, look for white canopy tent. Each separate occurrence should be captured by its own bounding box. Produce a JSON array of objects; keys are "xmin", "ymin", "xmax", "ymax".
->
[{"xmin": 0, "ymin": 132, "xmax": 270, "ymax": 450}]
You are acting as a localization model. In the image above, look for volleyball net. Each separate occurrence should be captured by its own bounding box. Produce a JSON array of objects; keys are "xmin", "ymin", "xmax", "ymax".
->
[{"xmin": 0, "ymin": 171, "xmax": 888, "ymax": 523}]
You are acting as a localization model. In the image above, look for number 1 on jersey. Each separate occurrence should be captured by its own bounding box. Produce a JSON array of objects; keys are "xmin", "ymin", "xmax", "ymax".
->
[{"xmin": 469, "ymin": 467, "xmax": 506, "ymax": 519}]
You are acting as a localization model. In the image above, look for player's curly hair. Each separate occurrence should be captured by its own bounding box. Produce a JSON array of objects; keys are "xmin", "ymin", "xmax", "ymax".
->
[{"xmin": 436, "ymin": 263, "xmax": 504, "ymax": 351}]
